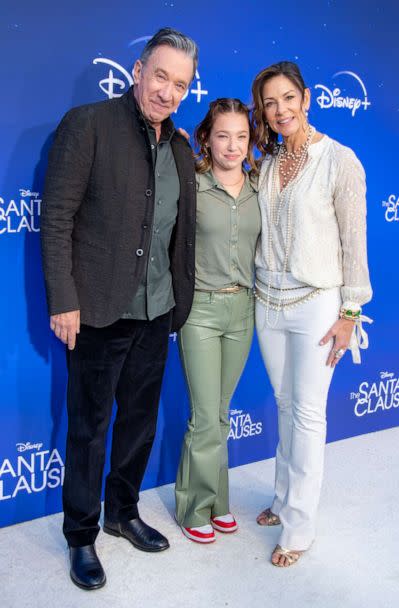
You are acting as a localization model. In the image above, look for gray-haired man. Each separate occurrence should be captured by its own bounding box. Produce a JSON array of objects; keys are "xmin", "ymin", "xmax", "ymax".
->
[{"xmin": 41, "ymin": 28, "xmax": 198, "ymax": 590}]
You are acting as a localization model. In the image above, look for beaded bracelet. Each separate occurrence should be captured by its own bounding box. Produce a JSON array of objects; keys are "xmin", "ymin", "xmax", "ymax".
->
[{"xmin": 339, "ymin": 306, "xmax": 361, "ymax": 321}]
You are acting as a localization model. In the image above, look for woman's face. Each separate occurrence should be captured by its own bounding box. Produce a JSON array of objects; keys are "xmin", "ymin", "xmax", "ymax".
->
[
  {"xmin": 261, "ymin": 74, "xmax": 310, "ymax": 138},
  {"xmin": 207, "ymin": 112, "xmax": 250, "ymax": 172}
]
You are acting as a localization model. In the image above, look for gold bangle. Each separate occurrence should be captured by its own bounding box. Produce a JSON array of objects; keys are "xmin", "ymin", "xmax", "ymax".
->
[{"xmin": 339, "ymin": 307, "xmax": 361, "ymax": 320}]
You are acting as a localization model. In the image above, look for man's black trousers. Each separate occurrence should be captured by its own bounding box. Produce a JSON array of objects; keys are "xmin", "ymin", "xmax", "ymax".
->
[{"xmin": 62, "ymin": 313, "xmax": 171, "ymax": 547}]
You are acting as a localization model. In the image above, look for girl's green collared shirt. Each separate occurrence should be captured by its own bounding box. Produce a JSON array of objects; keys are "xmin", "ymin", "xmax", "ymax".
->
[{"xmin": 194, "ymin": 170, "xmax": 261, "ymax": 291}]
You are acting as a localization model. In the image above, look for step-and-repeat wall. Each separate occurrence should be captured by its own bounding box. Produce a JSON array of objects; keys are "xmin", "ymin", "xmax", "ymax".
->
[{"xmin": 1, "ymin": 1, "xmax": 398, "ymax": 528}]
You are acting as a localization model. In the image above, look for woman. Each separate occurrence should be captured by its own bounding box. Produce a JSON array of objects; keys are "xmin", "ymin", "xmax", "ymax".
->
[
  {"xmin": 175, "ymin": 99, "xmax": 261, "ymax": 543},
  {"xmin": 251, "ymin": 62, "xmax": 372, "ymax": 566}
]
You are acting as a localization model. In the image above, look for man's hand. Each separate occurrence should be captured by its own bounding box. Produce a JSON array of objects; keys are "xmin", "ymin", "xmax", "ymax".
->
[{"xmin": 50, "ymin": 310, "xmax": 80, "ymax": 350}]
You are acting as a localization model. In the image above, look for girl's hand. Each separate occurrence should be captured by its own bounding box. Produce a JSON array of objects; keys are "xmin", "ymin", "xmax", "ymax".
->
[
  {"xmin": 319, "ymin": 318, "xmax": 355, "ymax": 367},
  {"xmin": 177, "ymin": 127, "xmax": 190, "ymax": 142}
]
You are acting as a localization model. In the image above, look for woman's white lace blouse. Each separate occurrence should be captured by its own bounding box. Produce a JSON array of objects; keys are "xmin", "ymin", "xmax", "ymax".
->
[{"xmin": 255, "ymin": 135, "xmax": 372, "ymax": 309}]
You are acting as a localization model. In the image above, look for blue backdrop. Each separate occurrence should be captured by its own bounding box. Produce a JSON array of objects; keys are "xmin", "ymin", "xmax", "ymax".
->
[{"xmin": 1, "ymin": 0, "xmax": 398, "ymax": 528}]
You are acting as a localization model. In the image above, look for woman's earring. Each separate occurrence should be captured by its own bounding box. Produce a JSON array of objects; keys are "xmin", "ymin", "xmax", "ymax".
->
[
  {"xmin": 265, "ymin": 122, "xmax": 269, "ymax": 144},
  {"xmin": 302, "ymin": 110, "xmax": 309, "ymax": 132}
]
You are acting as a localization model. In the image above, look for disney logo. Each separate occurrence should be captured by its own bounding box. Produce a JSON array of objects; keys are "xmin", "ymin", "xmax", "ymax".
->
[
  {"xmin": 380, "ymin": 371, "xmax": 394, "ymax": 379},
  {"xmin": 19, "ymin": 189, "xmax": 40, "ymax": 198},
  {"xmin": 230, "ymin": 409, "xmax": 243, "ymax": 416},
  {"xmin": 315, "ymin": 71, "xmax": 371, "ymax": 117},
  {"xmin": 16, "ymin": 442, "xmax": 44, "ymax": 452},
  {"xmin": 93, "ymin": 58, "xmax": 133, "ymax": 99}
]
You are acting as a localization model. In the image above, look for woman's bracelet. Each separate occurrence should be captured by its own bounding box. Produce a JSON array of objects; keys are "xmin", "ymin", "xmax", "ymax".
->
[{"xmin": 339, "ymin": 305, "xmax": 361, "ymax": 321}]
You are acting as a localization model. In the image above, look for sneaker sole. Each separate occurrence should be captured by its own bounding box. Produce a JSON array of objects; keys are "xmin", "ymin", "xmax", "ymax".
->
[
  {"xmin": 181, "ymin": 527, "xmax": 216, "ymax": 544},
  {"xmin": 211, "ymin": 521, "xmax": 238, "ymax": 533}
]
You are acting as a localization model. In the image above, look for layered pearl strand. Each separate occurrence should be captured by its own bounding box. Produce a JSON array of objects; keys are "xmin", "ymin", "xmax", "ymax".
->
[
  {"xmin": 278, "ymin": 128, "xmax": 314, "ymax": 189},
  {"xmin": 256, "ymin": 124, "xmax": 317, "ymax": 328},
  {"xmin": 273, "ymin": 125, "xmax": 315, "ymax": 226}
]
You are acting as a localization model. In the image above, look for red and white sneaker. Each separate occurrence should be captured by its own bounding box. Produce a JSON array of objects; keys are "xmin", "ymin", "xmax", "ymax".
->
[
  {"xmin": 181, "ymin": 524, "xmax": 216, "ymax": 543},
  {"xmin": 211, "ymin": 513, "xmax": 238, "ymax": 533}
]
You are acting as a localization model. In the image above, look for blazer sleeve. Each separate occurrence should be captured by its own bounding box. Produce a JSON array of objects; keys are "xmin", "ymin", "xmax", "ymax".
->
[{"xmin": 41, "ymin": 106, "xmax": 95, "ymax": 316}]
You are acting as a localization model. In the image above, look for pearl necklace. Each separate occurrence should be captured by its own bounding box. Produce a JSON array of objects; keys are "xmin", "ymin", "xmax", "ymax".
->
[
  {"xmin": 261, "ymin": 125, "xmax": 315, "ymax": 328},
  {"xmin": 278, "ymin": 126, "xmax": 315, "ymax": 190}
]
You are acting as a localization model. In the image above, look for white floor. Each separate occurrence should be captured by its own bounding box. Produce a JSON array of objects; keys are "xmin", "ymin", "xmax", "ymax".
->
[{"xmin": 1, "ymin": 427, "xmax": 399, "ymax": 608}]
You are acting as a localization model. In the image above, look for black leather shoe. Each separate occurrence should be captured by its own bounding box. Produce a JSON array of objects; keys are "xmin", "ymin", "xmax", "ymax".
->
[
  {"xmin": 103, "ymin": 517, "xmax": 170, "ymax": 552},
  {"xmin": 69, "ymin": 544, "xmax": 106, "ymax": 590}
]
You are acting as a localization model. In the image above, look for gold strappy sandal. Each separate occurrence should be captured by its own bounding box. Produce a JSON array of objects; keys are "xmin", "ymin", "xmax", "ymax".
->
[
  {"xmin": 271, "ymin": 544, "xmax": 304, "ymax": 567},
  {"xmin": 256, "ymin": 507, "xmax": 281, "ymax": 526}
]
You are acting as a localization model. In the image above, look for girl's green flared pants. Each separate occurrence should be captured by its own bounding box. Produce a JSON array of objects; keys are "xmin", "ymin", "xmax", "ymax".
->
[{"xmin": 175, "ymin": 288, "xmax": 254, "ymax": 527}]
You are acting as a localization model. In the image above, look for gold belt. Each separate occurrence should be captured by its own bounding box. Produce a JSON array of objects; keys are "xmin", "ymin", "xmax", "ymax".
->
[{"xmin": 196, "ymin": 285, "xmax": 246, "ymax": 294}]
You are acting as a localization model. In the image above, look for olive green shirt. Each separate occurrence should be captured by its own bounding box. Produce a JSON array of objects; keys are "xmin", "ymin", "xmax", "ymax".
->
[
  {"xmin": 195, "ymin": 170, "xmax": 261, "ymax": 290},
  {"xmin": 123, "ymin": 120, "xmax": 179, "ymax": 320}
]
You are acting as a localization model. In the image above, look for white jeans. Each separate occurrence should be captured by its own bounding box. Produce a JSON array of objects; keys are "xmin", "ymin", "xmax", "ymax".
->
[{"xmin": 256, "ymin": 286, "xmax": 341, "ymax": 550}]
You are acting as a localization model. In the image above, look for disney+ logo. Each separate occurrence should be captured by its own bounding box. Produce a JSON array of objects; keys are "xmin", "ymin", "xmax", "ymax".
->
[{"xmin": 314, "ymin": 71, "xmax": 370, "ymax": 117}]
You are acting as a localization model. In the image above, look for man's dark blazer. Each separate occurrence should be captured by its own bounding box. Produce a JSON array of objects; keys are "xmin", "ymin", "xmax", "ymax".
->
[{"xmin": 41, "ymin": 87, "xmax": 196, "ymax": 332}]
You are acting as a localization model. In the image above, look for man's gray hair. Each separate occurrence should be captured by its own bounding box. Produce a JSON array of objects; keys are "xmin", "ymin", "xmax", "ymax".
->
[{"xmin": 140, "ymin": 27, "xmax": 199, "ymax": 79}]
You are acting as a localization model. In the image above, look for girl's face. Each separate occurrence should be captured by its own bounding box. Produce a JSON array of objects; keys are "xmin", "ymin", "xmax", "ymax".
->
[
  {"xmin": 262, "ymin": 74, "xmax": 310, "ymax": 138},
  {"xmin": 207, "ymin": 111, "xmax": 250, "ymax": 172}
]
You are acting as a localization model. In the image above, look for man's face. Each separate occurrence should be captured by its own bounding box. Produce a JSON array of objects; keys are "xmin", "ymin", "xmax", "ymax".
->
[{"xmin": 133, "ymin": 45, "xmax": 194, "ymax": 129}]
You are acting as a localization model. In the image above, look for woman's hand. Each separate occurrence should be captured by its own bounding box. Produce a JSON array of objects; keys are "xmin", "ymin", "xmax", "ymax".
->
[{"xmin": 319, "ymin": 318, "xmax": 355, "ymax": 367}]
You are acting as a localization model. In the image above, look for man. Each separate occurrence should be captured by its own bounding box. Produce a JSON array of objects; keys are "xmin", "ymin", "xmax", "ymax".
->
[{"xmin": 41, "ymin": 28, "xmax": 197, "ymax": 590}]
